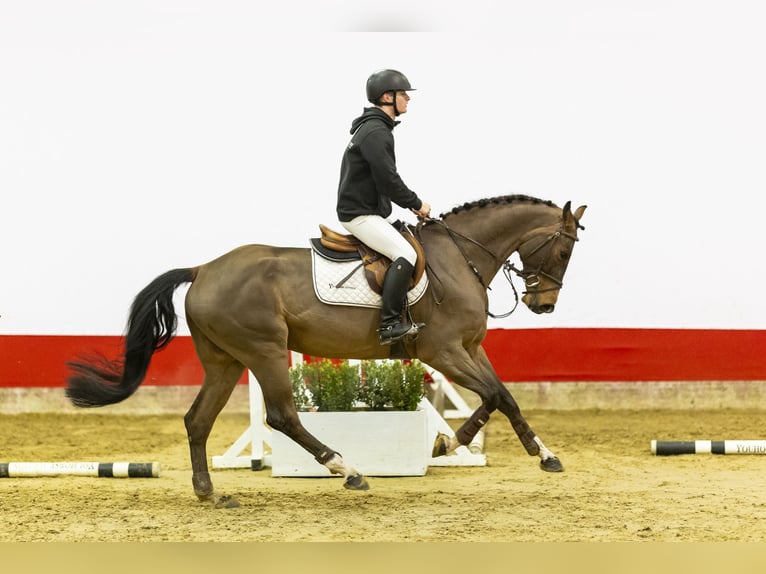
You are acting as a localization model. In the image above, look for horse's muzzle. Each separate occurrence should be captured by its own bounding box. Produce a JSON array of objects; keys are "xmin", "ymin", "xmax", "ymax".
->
[
  {"xmin": 522, "ymin": 291, "xmax": 557, "ymax": 314},
  {"xmin": 530, "ymin": 303, "xmax": 555, "ymax": 314}
]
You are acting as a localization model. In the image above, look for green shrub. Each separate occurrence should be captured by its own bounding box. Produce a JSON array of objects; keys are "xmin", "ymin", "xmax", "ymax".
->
[
  {"xmin": 358, "ymin": 360, "xmax": 426, "ymax": 411},
  {"xmin": 289, "ymin": 359, "xmax": 426, "ymax": 412},
  {"xmin": 289, "ymin": 359, "xmax": 359, "ymax": 412}
]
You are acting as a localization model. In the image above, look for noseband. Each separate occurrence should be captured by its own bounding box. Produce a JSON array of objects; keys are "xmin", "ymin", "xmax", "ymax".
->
[
  {"xmin": 421, "ymin": 219, "xmax": 579, "ymax": 318},
  {"xmin": 508, "ymin": 229, "xmax": 579, "ymax": 295}
]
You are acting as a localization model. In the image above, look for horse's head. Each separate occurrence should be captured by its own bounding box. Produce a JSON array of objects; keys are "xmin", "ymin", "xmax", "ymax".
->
[{"xmin": 515, "ymin": 201, "xmax": 587, "ymax": 314}]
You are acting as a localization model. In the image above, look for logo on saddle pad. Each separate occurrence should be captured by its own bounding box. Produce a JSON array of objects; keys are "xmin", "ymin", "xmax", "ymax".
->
[{"xmin": 310, "ymin": 224, "xmax": 429, "ymax": 309}]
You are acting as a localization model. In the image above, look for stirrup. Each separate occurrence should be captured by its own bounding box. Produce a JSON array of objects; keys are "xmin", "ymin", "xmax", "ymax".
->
[{"xmin": 377, "ymin": 322, "xmax": 425, "ymax": 345}]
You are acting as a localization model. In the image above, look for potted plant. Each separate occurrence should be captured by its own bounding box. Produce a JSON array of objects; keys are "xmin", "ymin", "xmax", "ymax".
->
[{"xmin": 271, "ymin": 359, "xmax": 430, "ymax": 477}]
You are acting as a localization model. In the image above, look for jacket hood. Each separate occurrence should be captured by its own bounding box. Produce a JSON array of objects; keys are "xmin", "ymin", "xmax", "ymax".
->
[{"xmin": 349, "ymin": 107, "xmax": 398, "ymax": 134}]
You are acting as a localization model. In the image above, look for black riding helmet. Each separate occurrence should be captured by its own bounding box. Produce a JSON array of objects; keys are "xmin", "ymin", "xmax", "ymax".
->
[{"xmin": 366, "ymin": 69, "xmax": 415, "ymax": 116}]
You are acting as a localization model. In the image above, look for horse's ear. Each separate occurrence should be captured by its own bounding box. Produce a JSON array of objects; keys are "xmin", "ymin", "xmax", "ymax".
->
[{"xmin": 563, "ymin": 201, "xmax": 587, "ymax": 230}]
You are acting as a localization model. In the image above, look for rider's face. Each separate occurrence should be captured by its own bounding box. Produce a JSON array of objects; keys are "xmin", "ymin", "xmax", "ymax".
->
[{"xmin": 395, "ymin": 91, "xmax": 410, "ymax": 114}]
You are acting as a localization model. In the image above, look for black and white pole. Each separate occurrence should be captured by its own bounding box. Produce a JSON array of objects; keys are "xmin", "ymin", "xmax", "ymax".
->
[
  {"xmin": 651, "ymin": 440, "xmax": 766, "ymax": 456},
  {"xmin": 0, "ymin": 462, "xmax": 161, "ymax": 478}
]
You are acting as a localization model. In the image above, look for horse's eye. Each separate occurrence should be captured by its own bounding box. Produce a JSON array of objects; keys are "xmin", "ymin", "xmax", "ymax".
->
[{"xmin": 560, "ymin": 251, "xmax": 570, "ymax": 260}]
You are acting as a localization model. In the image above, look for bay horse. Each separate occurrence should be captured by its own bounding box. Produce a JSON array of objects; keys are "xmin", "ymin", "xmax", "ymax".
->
[{"xmin": 66, "ymin": 194, "xmax": 586, "ymax": 508}]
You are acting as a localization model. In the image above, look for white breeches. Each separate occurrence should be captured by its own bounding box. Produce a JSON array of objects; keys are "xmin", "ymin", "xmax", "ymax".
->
[{"xmin": 341, "ymin": 215, "xmax": 417, "ymax": 265}]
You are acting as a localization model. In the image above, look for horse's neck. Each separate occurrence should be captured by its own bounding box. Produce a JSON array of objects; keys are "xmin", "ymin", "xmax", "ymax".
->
[{"xmin": 437, "ymin": 203, "xmax": 557, "ymax": 277}]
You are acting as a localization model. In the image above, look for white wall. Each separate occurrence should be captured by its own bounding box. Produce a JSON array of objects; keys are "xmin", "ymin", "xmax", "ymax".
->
[{"xmin": 2, "ymin": 1, "xmax": 765, "ymax": 334}]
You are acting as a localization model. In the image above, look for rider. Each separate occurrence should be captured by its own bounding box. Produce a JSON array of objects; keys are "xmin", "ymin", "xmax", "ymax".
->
[{"xmin": 336, "ymin": 69, "xmax": 432, "ymax": 346}]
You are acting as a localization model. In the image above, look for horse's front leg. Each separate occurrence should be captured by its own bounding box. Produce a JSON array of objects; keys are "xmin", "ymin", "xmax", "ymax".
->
[
  {"xmin": 529, "ymin": 436, "xmax": 562, "ymax": 471},
  {"xmin": 431, "ymin": 400, "xmax": 493, "ymax": 457},
  {"xmin": 428, "ymin": 345, "xmax": 563, "ymax": 472},
  {"xmin": 473, "ymin": 346, "xmax": 563, "ymax": 472},
  {"xmin": 425, "ymin": 347, "xmax": 500, "ymax": 457}
]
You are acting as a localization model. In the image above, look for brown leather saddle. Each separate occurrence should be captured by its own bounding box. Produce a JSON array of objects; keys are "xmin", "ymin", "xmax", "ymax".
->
[{"xmin": 311, "ymin": 224, "xmax": 426, "ymax": 295}]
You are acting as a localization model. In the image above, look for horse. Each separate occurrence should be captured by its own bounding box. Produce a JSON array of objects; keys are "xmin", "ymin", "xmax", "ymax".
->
[{"xmin": 66, "ymin": 194, "xmax": 587, "ymax": 508}]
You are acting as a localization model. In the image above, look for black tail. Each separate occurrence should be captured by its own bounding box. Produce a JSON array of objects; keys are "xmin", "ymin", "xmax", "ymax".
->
[{"xmin": 66, "ymin": 268, "xmax": 196, "ymax": 407}]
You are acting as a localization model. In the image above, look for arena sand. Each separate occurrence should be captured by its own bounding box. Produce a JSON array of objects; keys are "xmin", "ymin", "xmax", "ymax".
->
[{"xmin": 2, "ymin": 409, "xmax": 766, "ymax": 542}]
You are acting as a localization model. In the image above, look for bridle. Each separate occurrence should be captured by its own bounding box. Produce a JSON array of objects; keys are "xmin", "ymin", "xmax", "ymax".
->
[
  {"xmin": 418, "ymin": 218, "xmax": 580, "ymax": 319},
  {"xmin": 508, "ymin": 228, "xmax": 580, "ymax": 295}
]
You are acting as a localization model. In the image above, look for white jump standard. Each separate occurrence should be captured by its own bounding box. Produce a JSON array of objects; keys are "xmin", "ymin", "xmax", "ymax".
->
[
  {"xmin": 651, "ymin": 440, "xmax": 766, "ymax": 455},
  {"xmin": 0, "ymin": 461, "xmax": 161, "ymax": 477}
]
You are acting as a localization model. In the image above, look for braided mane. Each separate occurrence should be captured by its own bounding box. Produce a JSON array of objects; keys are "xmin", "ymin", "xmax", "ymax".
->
[{"xmin": 439, "ymin": 194, "xmax": 557, "ymax": 219}]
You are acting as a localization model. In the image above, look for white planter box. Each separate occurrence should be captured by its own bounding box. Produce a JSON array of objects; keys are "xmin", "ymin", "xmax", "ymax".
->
[{"xmin": 271, "ymin": 409, "xmax": 429, "ymax": 477}]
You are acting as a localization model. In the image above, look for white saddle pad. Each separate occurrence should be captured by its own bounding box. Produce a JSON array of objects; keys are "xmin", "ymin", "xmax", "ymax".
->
[{"xmin": 311, "ymin": 250, "xmax": 429, "ymax": 309}]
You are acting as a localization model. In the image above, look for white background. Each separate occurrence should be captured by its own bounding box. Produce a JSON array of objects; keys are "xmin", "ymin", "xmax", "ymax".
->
[{"xmin": 2, "ymin": 1, "xmax": 765, "ymax": 335}]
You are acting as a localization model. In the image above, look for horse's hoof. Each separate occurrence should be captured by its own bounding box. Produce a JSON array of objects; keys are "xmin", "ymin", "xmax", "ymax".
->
[
  {"xmin": 432, "ymin": 432, "xmax": 449, "ymax": 457},
  {"xmin": 214, "ymin": 494, "xmax": 241, "ymax": 509},
  {"xmin": 540, "ymin": 457, "xmax": 564, "ymax": 473},
  {"xmin": 343, "ymin": 474, "xmax": 370, "ymax": 491}
]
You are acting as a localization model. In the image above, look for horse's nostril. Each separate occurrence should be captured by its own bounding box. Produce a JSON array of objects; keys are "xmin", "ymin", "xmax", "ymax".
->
[{"xmin": 530, "ymin": 304, "xmax": 555, "ymax": 315}]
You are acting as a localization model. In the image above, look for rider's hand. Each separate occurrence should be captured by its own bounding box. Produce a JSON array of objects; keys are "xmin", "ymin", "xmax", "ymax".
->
[{"xmin": 413, "ymin": 201, "xmax": 431, "ymax": 219}]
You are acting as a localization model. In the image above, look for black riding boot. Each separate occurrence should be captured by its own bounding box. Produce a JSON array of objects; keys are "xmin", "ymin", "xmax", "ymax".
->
[{"xmin": 377, "ymin": 258, "xmax": 425, "ymax": 345}]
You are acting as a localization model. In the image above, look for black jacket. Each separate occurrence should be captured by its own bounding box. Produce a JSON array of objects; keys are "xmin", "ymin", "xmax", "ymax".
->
[{"xmin": 336, "ymin": 107, "xmax": 422, "ymax": 222}]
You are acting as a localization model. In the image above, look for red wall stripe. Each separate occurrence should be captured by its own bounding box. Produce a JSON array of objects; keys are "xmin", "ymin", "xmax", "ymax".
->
[
  {"xmin": 1, "ymin": 329, "xmax": 764, "ymax": 388},
  {"xmin": 0, "ymin": 335, "xmax": 230, "ymax": 389},
  {"xmin": 482, "ymin": 328, "xmax": 766, "ymax": 382}
]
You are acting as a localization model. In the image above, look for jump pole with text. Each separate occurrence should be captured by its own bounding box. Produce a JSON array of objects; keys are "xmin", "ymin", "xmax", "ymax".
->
[
  {"xmin": 0, "ymin": 461, "xmax": 161, "ymax": 477},
  {"xmin": 651, "ymin": 440, "xmax": 766, "ymax": 455}
]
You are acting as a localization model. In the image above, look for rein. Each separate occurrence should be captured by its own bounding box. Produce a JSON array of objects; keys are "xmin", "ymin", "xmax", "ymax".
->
[
  {"xmin": 416, "ymin": 217, "xmax": 579, "ymax": 318},
  {"xmin": 428, "ymin": 219, "xmax": 497, "ymax": 289}
]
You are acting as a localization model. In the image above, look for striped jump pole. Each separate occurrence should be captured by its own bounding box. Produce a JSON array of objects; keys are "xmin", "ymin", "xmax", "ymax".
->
[
  {"xmin": 651, "ymin": 440, "xmax": 766, "ymax": 456},
  {"xmin": 0, "ymin": 462, "xmax": 161, "ymax": 478}
]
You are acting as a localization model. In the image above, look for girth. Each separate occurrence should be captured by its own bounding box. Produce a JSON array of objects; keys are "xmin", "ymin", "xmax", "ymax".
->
[{"xmin": 310, "ymin": 224, "xmax": 426, "ymax": 295}]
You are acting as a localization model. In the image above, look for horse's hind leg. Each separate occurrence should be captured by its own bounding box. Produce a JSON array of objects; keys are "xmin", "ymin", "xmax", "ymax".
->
[
  {"xmin": 184, "ymin": 328, "xmax": 246, "ymax": 508},
  {"xmin": 248, "ymin": 348, "xmax": 369, "ymax": 491}
]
